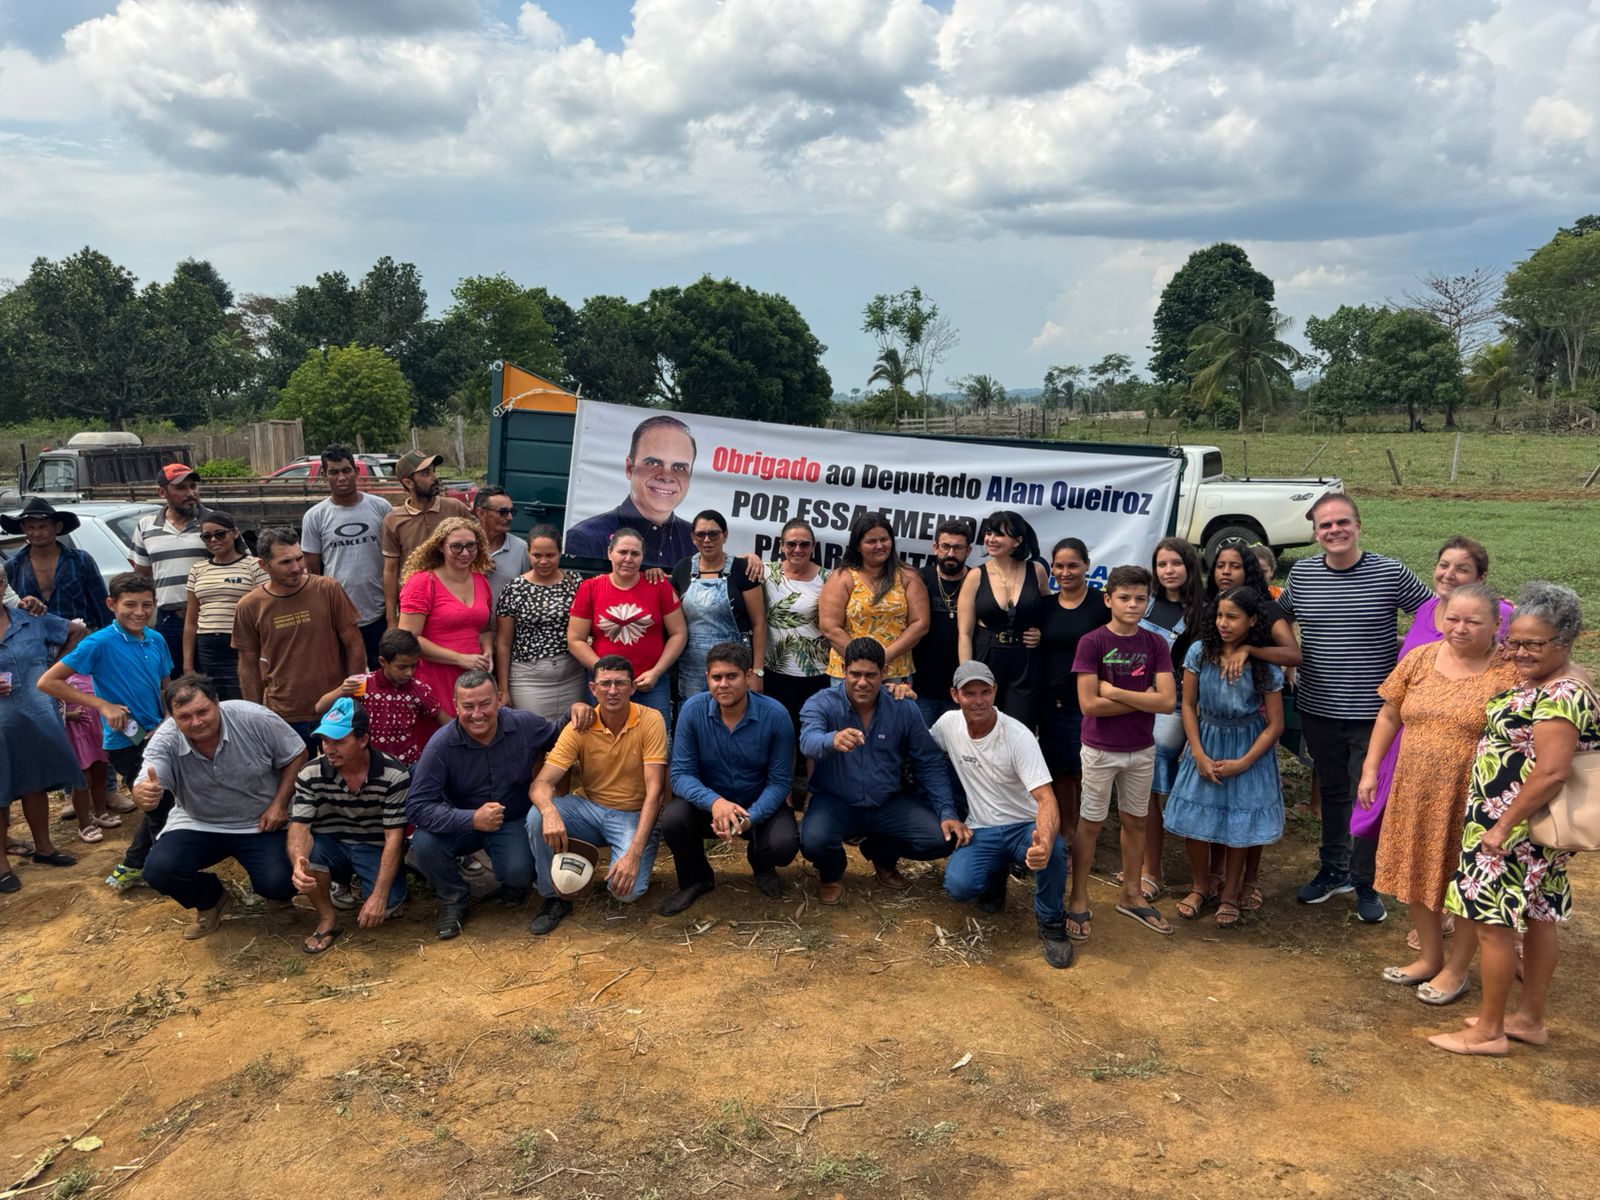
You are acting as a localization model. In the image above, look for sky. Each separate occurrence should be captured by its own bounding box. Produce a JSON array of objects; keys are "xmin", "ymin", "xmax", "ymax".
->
[{"xmin": 1, "ymin": 0, "xmax": 1596, "ymax": 396}]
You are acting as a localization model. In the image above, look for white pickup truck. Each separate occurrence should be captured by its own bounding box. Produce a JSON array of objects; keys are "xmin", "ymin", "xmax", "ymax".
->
[{"xmin": 1173, "ymin": 444, "xmax": 1342, "ymax": 564}]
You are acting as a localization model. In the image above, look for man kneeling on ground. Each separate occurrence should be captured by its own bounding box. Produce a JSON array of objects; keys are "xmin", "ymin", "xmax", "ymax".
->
[
  {"xmin": 798, "ymin": 637, "xmax": 960, "ymax": 905},
  {"xmin": 658, "ymin": 641, "xmax": 798, "ymax": 915},
  {"xmin": 527, "ymin": 655, "xmax": 668, "ymax": 934},
  {"xmin": 131, "ymin": 674, "xmax": 308, "ymax": 939},
  {"xmin": 931, "ymin": 661, "xmax": 1074, "ymax": 968},
  {"xmin": 287, "ymin": 698, "xmax": 411, "ymax": 954}
]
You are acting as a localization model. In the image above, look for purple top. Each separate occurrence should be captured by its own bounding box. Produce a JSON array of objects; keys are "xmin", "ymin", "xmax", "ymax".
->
[
  {"xmin": 1072, "ymin": 625, "xmax": 1174, "ymax": 753},
  {"xmin": 1352, "ymin": 593, "xmax": 1515, "ymax": 838}
]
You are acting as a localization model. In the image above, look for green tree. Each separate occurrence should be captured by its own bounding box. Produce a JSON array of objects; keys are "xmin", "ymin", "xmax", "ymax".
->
[
  {"xmin": 1041, "ymin": 364, "xmax": 1084, "ymax": 418},
  {"xmin": 954, "ymin": 373, "xmax": 1007, "ymax": 413},
  {"xmin": 1464, "ymin": 339, "xmax": 1523, "ymax": 426},
  {"xmin": 565, "ymin": 294, "xmax": 655, "ymax": 405},
  {"xmin": 436, "ymin": 274, "xmax": 564, "ymax": 413},
  {"xmin": 645, "ymin": 276, "xmax": 832, "ymax": 426},
  {"xmin": 355, "ymin": 256, "xmax": 429, "ymax": 361},
  {"xmin": 1304, "ymin": 305, "xmax": 1384, "ymax": 428},
  {"xmin": 865, "ymin": 347, "xmax": 921, "ymax": 422},
  {"xmin": 1185, "ymin": 302, "xmax": 1300, "ymax": 432},
  {"xmin": 275, "ymin": 344, "xmax": 411, "ymax": 447},
  {"xmin": 1364, "ymin": 309, "xmax": 1464, "ymax": 431},
  {"xmin": 1150, "ymin": 244, "xmax": 1276, "ymax": 385},
  {"xmin": 863, "ymin": 286, "xmax": 956, "ymax": 404},
  {"xmin": 1089, "ymin": 353, "xmax": 1133, "ymax": 412},
  {"xmin": 1500, "ymin": 231, "xmax": 1600, "ymax": 390}
]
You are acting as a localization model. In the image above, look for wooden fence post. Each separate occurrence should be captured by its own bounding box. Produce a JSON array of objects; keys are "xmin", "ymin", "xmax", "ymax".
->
[
  {"xmin": 1449, "ymin": 433, "xmax": 1462, "ymax": 483},
  {"xmin": 410, "ymin": 427, "xmax": 420, "ymax": 452},
  {"xmin": 1301, "ymin": 439, "xmax": 1330, "ymax": 473},
  {"xmin": 1385, "ymin": 448, "xmax": 1403, "ymax": 486},
  {"xmin": 454, "ymin": 414, "xmax": 466, "ymax": 470}
]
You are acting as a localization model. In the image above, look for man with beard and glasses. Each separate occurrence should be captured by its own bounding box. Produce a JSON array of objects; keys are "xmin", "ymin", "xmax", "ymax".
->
[
  {"xmin": 381, "ymin": 452, "xmax": 471, "ymax": 628},
  {"xmin": 131, "ymin": 463, "xmax": 209, "ymax": 675},
  {"xmin": 913, "ymin": 517, "xmax": 974, "ymax": 729}
]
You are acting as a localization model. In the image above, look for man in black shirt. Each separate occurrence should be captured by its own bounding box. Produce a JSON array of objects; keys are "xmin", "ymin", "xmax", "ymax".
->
[{"xmin": 914, "ymin": 518, "xmax": 974, "ymax": 729}]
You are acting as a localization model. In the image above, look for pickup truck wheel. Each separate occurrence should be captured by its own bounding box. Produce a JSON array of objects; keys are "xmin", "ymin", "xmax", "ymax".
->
[{"xmin": 1203, "ymin": 523, "xmax": 1265, "ymax": 569}]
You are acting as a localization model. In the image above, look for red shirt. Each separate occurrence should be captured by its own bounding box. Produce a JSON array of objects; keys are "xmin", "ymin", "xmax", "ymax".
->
[
  {"xmin": 360, "ymin": 669, "xmax": 442, "ymax": 766},
  {"xmin": 570, "ymin": 574, "xmax": 681, "ymax": 677}
]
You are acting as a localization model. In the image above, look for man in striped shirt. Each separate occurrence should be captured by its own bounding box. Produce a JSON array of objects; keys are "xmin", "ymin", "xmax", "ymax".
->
[
  {"xmin": 1278, "ymin": 494, "xmax": 1429, "ymax": 921},
  {"xmin": 287, "ymin": 697, "xmax": 410, "ymax": 953},
  {"xmin": 131, "ymin": 464, "xmax": 209, "ymax": 677}
]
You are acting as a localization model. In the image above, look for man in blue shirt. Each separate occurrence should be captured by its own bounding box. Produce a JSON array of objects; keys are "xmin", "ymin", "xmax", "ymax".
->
[
  {"xmin": 798, "ymin": 637, "xmax": 960, "ymax": 906},
  {"xmin": 406, "ymin": 670, "xmax": 559, "ymax": 940},
  {"xmin": 2, "ymin": 498, "xmax": 109, "ymax": 628},
  {"xmin": 658, "ymin": 641, "xmax": 797, "ymax": 915}
]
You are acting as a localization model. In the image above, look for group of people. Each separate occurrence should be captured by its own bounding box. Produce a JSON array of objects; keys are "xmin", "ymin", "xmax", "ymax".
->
[{"xmin": 2, "ymin": 449, "xmax": 1592, "ymax": 1052}]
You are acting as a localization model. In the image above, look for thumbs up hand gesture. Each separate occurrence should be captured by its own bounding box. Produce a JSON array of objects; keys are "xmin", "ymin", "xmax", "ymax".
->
[{"xmin": 132, "ymin": 765, "xmax": 164, "ymax": 811}]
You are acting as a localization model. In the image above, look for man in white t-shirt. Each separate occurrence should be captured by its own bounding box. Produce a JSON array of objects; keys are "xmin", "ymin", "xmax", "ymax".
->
[
  {"xmin": 931, "ymin": 661, "xmax": 1074, "ymax": 968},
  {"xmin": 301, "ymin": 445, "xmax": 394, "ymax": 668}
]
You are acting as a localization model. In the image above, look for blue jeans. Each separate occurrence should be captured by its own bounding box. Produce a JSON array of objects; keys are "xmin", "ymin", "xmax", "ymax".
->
[
  {"xmin": 799, "ymin": 791, "xmax": 951, "ymax": 884},
  {"xmin": 409, "ymin": 822, "xmax": 534, "ymax": 908},
  {"xmin": 634, "ymin": 675, "xmax": 671, "ymax": 740},
  {"xmin": 943, "ymin": 821, "xmax": 1068, "ymax": 925},
  {"xmin": 310, "ymin": 834, "xmax": 407, "ymax": 911},
  {"xmin": 527, "ymin": 795, "xmax": 659, "ymax": 902},
  {"xmin": 359, "ymin": 617, "xmax": 385, "ymax": 671},
  {"xmin": 916, "ymin": 694, "xmax": 956, "ymax": 729},
  {"xmin": 143, "ymin": 827, "xmax": 293, "ymax": 911}
]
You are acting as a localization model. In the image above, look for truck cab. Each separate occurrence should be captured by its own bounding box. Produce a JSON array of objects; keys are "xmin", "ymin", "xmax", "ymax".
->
[
  {"xmin": 1173, "ymin": 444, "xmax": 1342, "ymax": 564},
  {"xmin": 7, "ymin": 433, "xmax": 193, "ymax": 504}
]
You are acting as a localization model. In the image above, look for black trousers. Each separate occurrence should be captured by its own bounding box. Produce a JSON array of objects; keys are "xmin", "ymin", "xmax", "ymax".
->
[
  {"xmin": 658, "ymin": 794, "xmax": 799, "ymax": 888},
  {"xmin": 108, "ymin": 742, "xmax": 171, "ymax": 871},
  {"xmin": 1299, "ymin": 713, "xmax": 1377, "ymax": 886}
]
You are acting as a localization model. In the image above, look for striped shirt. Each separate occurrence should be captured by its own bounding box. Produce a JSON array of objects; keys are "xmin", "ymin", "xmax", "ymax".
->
[
  {"xmin": 187, "ymin": 556, "xmax": 270, "ymax": 633},
  {"xmin": 289, "ymin": 748, "xmax": 410, "ymax": 845},
  {"xmin": 1278, "ymin": 551, "xmax": 1430, "ymax": 720},
  {"xmin": 131, "ymin": 507, "xmax": 209, "ymax": 611}
]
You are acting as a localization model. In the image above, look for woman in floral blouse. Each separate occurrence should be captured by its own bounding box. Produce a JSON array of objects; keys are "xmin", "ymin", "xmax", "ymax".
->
[{"xmin": 495, "ymin": 525, "xmax": 584, "ymax": 723}]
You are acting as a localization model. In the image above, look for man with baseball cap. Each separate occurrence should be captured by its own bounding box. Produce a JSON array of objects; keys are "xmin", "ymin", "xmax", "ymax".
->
[
  {"xmin": 380, "ymin": 451, "xmax": 470, "ymax": 628},
  {"xmin": 286, "ymin": 697, "xmax": 411, "ymax": 953},
  {"xmin": 1, "ymin": 498, "xmax": 109, "ymax": 629},
  {"xmin": 130, "ymin": 463, "xmax": 208, "ymax": 673},
  {"xmin": 930, "ymin": 661, "xmax": 1074, "ymax": 968}
]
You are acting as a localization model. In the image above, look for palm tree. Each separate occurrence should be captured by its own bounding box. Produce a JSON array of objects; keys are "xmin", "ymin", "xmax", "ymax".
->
[
  {"xmin": 1465, "ymin": 339, "xmax": 1522, "ymax": 427},
  {"xmin": 957, "ymin": 373, "xmax": 1007, "ymax": 414},
  {"xmin": 1185, "ymin": 303, "xmax": 1300, "ymax": 431},
  {"xmin": 867, "ymin": 347, "xmax": 921, "ymax": 422}
]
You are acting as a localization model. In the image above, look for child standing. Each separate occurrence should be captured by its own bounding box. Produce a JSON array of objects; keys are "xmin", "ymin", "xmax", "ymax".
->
[
  {"xmin": 63, "ymin": 673, "xmax": 116, "ymax": 843},
  {"xmin": 1067, "ymin": 564, "xmax": 1178, "ymax": 940},
  {"xmin": 1163, "ymin": 586, "xmax": 1286, "ymax": 929},
  {"xmin": 314, "ymin": 628, "xmax": 446, "ymax": 767}
]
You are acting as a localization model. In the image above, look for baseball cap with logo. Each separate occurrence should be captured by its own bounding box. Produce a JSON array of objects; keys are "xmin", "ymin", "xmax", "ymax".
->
[
  {"xmin": 396, "ymin": 451, "xmax": 444, "ymax": 479},
  {"xmin": 313, "ymin": 696, "xmax": 368, "ymax": 741},
  {"xmin": 159, "ymin": 462, "xmax": 199, "ymax": 485},
  {"xmin": 550, "ymin": 839, "xmax": 601, "ymax": 896}
]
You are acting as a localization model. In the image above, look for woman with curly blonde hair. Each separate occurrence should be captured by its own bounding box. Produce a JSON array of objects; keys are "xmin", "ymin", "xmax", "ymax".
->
[{"xmin": 399, "ymin": 517, "xmax": 494, "ymax": 718}]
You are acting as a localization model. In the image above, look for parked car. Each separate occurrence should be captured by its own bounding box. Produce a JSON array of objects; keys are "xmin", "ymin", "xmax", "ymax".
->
[
  {"xmin": 0, "ymin": 501, "xmax": 161, "ymax": 583},
  {"xmin": 262, "ymin": 454, "xmax": 396, "ymax": 481}
]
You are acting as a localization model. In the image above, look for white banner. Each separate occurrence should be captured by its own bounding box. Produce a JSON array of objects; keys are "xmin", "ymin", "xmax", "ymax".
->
[{"xmin": 563, "ymin": 400, "xmax": 1182, "ymax": 582}]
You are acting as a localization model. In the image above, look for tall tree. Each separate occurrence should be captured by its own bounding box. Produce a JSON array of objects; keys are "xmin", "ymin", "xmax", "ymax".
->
[
  {"xmin": 1402, "ymin": 268, "xmax": 1500, "ymax": 362},
  {"xmin": 565, "ymin": 294, "xmax": 655, "ymax": 406},
  {"xmin": 275, "ymin": 344, "xmax": 412, "ymax": 447},
  {"xmin": 863, "ymin": 286, "xmax": 956, "ymax": 403},
  {"xmin": 865, "ymin": 347, "xmax": 921, "ymax": 422},
  {"xmin": 1464, "ymin": 339, "xmax": 1523, "ymax": 427},
  {"xmin": 354, "ymin": 256, "xmax": 428, "ymax": 361},
  {"xmin": 1185, "ymin": 302, "xmax": 1300, "ymax": 432},
  {"xmin": 1500, "ymin": 231, "xmax": 1600, "ymax": 390},
  {"xmin": 1304, "ymin": 304, "xmax": 1385, "ymax": 428},
  {"xmin": 1150, "ymin": 244, "xmax": 1276, "ymax": 385},
  {"xmin": 646, "ymin": 276, "xmax": 832, "ymax": 426},
  {"xmin": 1041, "ymin": 364, "xmax": 1085, "ymax": 418},
  {"xmin": 1089, "ymin": 353, "xmax": 1133, "ymax": 412},
  {"xmin": 954, "ymin": 373, "xmax": 1007, "ymax": 413},
  {"xmin": 436, "ymin": 273, "xmax": 564, "ymax": 413},
  {"xmin": 1364, "ymin": 310, "xmax": 1464, "ymax": 430}
]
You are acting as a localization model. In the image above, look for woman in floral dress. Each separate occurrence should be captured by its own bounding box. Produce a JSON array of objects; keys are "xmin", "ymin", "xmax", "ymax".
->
[
  {"xmin": 762, "ymin": 518, "xmax": 830, "ymax": 802},
  {"xmin": 1430, "ymin": 582, "xmax": 1597, "ymax": 1056}
]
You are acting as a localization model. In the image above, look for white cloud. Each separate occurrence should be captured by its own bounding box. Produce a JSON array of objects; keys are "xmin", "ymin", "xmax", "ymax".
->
[{"xmin": 516, "ymin": 3, "xmax": 563, "ymax": 48}]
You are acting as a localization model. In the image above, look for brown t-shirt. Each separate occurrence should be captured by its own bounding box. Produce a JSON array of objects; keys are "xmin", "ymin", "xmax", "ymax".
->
[
  {"xmin": 232, "ymin": 575, "xmax": 360, "ymax": 722},
  {"xmin": 381, "ymin": 496, "xmax": 472, "ymax": 563}
]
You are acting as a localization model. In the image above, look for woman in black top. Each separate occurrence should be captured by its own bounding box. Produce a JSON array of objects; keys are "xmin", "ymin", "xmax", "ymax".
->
[
  {"xmin": 1036, "ymin": 537, "xmax": 1110, "ymax": 836},
  {"xmin": 956, "ymin": 510, "xmax": 1049, "ymax": 726}
]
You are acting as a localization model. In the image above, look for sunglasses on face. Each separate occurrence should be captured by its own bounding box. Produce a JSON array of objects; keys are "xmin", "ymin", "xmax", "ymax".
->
[
  {"xmin": 692, "ymin": 529, "xmax": 724, "ymax": 541},
  {"xmin": 481, "ymin": 506, "xmax": 514, "ymax": 517},
  {"xmin": 200, "ymin": 530, "xmax": 233, "ymax": 542},
  {"xmin": 783, "ymin": 540, "xmax": 813, "ymax": 550}
]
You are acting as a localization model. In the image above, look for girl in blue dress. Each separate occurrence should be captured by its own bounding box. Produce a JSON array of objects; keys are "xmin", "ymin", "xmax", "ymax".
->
[{"xmin": 1165, "ymin": 586, "xmax": 1285, "ymax": 928}]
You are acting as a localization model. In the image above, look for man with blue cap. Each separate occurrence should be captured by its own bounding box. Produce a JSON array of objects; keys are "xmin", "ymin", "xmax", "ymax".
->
[{"xmin": 287, "ymin": 696, "xmax": 412, "ymax": 953}]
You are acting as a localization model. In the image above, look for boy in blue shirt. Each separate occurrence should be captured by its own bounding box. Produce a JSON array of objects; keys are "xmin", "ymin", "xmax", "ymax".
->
[{"xmin": 40, "ymin": 572, "xmax": 172, "ymax": 889}]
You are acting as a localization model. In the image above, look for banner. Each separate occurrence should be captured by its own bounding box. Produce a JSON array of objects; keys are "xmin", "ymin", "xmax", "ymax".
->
[{"xmin": 563, "ymin": 400, "xmax": 1182, "ymax": 580}]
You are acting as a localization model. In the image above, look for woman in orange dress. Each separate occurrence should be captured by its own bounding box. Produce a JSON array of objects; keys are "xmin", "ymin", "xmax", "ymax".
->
[{"xmin": 1357, "ymin": 583, "xmax": 1515, "ymax": 1005}]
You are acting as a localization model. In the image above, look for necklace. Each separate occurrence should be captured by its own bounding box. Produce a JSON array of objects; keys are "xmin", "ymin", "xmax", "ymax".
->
[{"xmin": 934, "ymin": 568, "xmax": 963, "ymax": 616}]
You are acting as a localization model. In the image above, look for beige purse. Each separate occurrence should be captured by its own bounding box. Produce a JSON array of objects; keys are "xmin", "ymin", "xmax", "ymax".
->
[{"xmin": 1528, "ymin": 678, "xmax": 1600, "ymax": 852}]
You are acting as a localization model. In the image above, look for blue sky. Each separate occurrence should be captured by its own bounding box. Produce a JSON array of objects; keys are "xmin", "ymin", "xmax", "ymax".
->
[{"xmin": 2, "ymin": 0, "xmax": 1596, "ymax": 396}]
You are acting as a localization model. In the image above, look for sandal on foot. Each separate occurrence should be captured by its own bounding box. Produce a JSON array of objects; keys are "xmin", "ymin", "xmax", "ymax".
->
[
  {"xmin": 1139, "ymin": 874, "xmax": 1165, "ymax": 903},
  {"xmin": 0, "ymin": 871, "xmax": 19, "ymax": 893},
  {"xmin": 1407, "ymin": 915, "xmax": 1456, "ymax": 952},
  {"xmin": 1176, "ymin": 891, "xmax": 1208, "ymax": 920},
  {"xmin": 31, "ymin": 849, "xmax": 77, "ymax": 867},
  {"xmin": 92, "ymin": 814, "xmax": 123, "ymax": 829},
  {"xmin": 1215, "ymin": 901, "xmax": 1241, "ymax": 929},
  {"xmin": 1239, "ymin": 881, "xmax": 1263, "ymax": 911},
  {"xmin": 1466, "ymin": 1016, "xmax": 1548, "ymax": 1046},
  {"xmin": 1064, "ymin": 910, "xmax": 1092, "ymax": 942},
  {"xmin": 76, "ymin": 825, "xmax": 105, "ymax": 844},
  {"xmin": 5, "ymin": 840, "xmax": 35, "ymax": 857},
  {"xmin": 1116, "ymin": 904, "xmax": 1173, "ymax": 935},
  {"xmin": 303, "ymin": 926, "xmax": 344, "ymax": 955}
]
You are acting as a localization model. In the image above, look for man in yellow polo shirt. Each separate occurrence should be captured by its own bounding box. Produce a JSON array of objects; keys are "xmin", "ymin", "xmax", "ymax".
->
[{"xmin": 526, "ymin": 654, "xmax": 668, "ymax": 933}]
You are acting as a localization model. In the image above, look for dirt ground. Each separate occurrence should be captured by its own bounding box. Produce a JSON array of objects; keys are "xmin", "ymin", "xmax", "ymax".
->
[{"xmin": 4, "ymin": 771, "xmax": 1598, "ymax": 1200}]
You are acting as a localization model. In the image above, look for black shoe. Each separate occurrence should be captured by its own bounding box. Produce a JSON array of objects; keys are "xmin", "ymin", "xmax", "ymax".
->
[
  {"xmin": 497, "ymin": 886, "xmax": 529, "ymax": 909},
  {"xmin": 977, "ymin": 874, "xmax": 1007, "ymax": 915},
  {"xmin": 658, "ymin": 880, "xmax": 714, "ymax": 916},
  {"xmin": 435, "ymin": 904, "xmax": 468, "ymax": 940},
  {"xmin": 529, "ymin": 897, "xmax": 572, "ymax": 935},
  {"xmin": 1038, "ymin": 921, "xmax": 1076, "ymax": 969},
  {"xmin": 1355, "ymin": 885, "xmax": 1388, "ymax": 924},
  {"xmin": 753, "ymin": 870, "xmax": 785, "ymax": 899},
  {"xmin": 1296, "ymin": 869, "xmax": 1354, "ymax": 904},
  {"xmin": 1007, "ymin": 862, "xmax": 1029, "ymax": 882}
]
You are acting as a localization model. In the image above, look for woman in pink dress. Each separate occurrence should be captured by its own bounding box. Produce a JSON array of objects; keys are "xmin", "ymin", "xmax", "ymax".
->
[{"xmin": 399, "ymin": 517, "xmax": 494, "ymax": 720}]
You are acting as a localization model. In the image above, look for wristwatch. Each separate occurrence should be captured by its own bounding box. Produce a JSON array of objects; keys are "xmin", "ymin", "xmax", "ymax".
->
[{"xmin": 753, "ymin": 668, "xmax": 765, "ymax": 677}]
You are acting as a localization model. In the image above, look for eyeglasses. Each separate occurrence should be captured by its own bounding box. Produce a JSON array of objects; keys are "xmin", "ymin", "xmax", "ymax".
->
[
  {"xmin": 692, "ymin": 529, "xmax": 723, "ymax": 541},
  {"xmin": 1504, "ymin": 638, "xmax": 1555, "ymax": 652},
  {"xmin": 199, "ymin": 530, "xmax": 232, "ymax": 542},
  {"xmin": 782, "ymin": 539, "xmax": 814, "ymax": 550},
  {"xmin": 445, "ymin": 543, "xmax": 478, "ymax": 555},
  {"xmin": 480, "ymin": 506, "xmax": 513, "ymax": 516}
]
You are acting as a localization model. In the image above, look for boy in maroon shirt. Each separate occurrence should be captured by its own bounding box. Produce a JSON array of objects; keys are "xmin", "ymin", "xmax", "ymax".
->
[{"xmin": 315, "ymin": 628, "xmax": 447, "ymax": 767}]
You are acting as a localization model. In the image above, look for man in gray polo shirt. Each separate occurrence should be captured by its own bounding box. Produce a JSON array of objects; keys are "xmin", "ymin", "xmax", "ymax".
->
[{"xmin": 132, "ymin": 674, "xmax": 309, "ymax": 939}]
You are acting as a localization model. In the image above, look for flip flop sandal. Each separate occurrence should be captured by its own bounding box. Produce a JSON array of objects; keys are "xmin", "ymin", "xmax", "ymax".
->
[
  {"xmin": 1215, "ymin": 901, "xmax": 1242, "ymax": 929},
  {"xmin": 1140, "ymin": 874, "xmax": 1166, "ymax": 903},
  {"xmin": 0, "ymin": 871, "xmax": 19, "ymax": 893},
  {"xmin": 1407, "ymin": 917, "xmax": 1456, "ymax": 951},
  {"xmin": 5, "ymin": 840, "xmax": 35, "ymax": 857},
  {"xmin": 303, "ymin": 926, "xmax": 344, "ymax": 955},
  {"xmin": 77, "ymin": 825, "xmax": 105, "ymax": 844},
  {"xmin": 31, "ymin": 850, "xmax": 78, "ymax": 867},
  {"xmin": 93, "ymin": 814, "xmax": 123, "ymax": 829},
  {"xmin": 1064, "ymin": 910, "xmax": 1092, "ymax": 942},
  {"xmin": 57, "ymin": 805, "xmax": 77, "ymax": 823},
  {"xmin": 1116, "ymin": 904, "xmax": 1173, "ymax": 935},
  {"xmin": 1176, "ymin": 891, "xmax": 1209, "ymax": 920},
  {"xmin": 1239, "ymin": 882, "xmax": 1263, "ymax": 911}
]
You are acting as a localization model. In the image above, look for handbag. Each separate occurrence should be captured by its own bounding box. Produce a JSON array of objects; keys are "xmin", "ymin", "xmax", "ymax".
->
[{"xmin": 1527, "ymin": 678, "xmax": 1600, "ymax": 852}]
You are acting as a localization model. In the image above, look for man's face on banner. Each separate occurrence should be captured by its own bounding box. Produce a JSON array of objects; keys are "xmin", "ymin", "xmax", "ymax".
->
[{"xmin": 625, "ymin": 425, "xmax": 695, "ymax": 524}]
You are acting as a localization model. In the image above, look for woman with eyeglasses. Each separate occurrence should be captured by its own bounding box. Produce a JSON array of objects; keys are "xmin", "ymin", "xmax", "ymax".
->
[
  {"xmin": 762, "ymin": 519, "xmax": 831, "ymax": 799},
  {"xmin": 818, "ymin": 512, "xmax": 929, "ymax": 685},
  {"xmin": 670, "ymin": 510, "xmax": 765, "ymax": 699},
  {"xmin": 568, "ymin": 527, "xmax": 686, "ymax": 730},
  {"xmin": 398, "ymin": 517, "xmax": 494, "ymax": 719},
  {"xmin": 494, "ymin": 524, "xmax": 585, "ymax": 722},
  {"xmin": 181, "ymin": 510, "xmax": 266, "ymax": 701},
  {"xmin": 1429, "ymin": 582, "xmax": 1596, "ymax": 1056},
  {"xmin": 956, "ymin": 510, "xmax": 1049, "ymax": 726}
]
